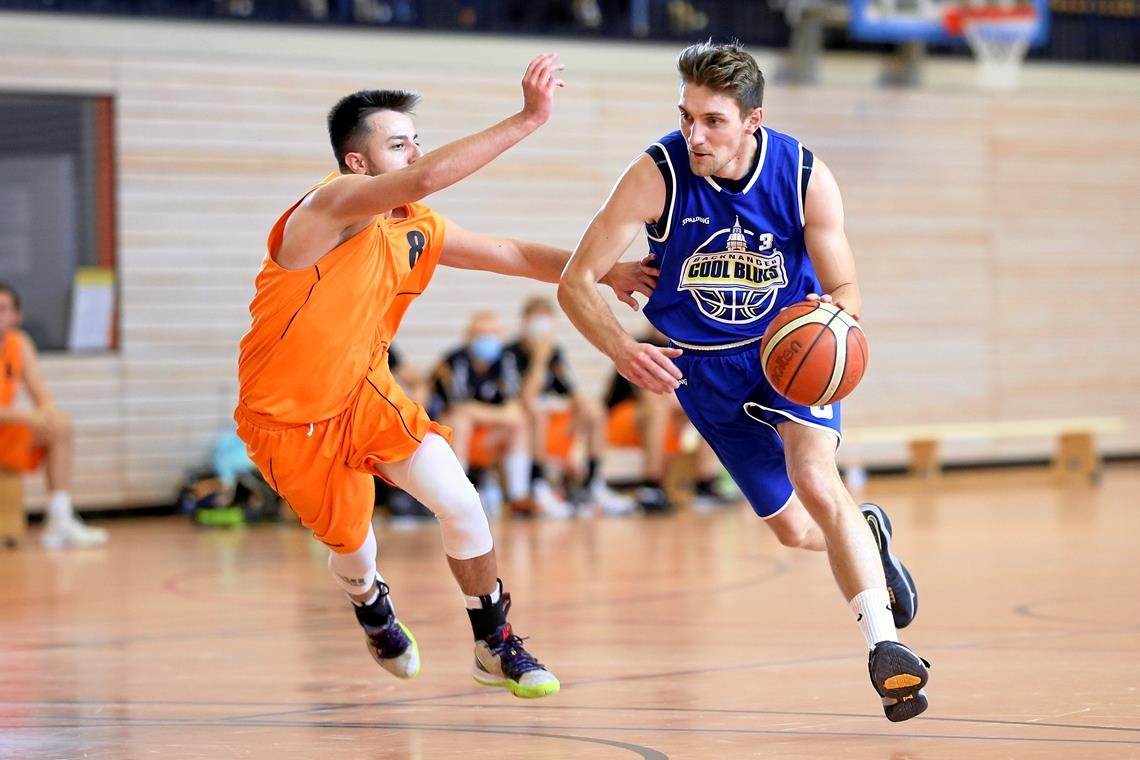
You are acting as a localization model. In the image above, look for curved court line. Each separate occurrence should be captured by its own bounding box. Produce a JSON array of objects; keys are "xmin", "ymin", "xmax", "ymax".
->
[
  {"xmin": 420, "ymin": 702, "xmax": 1140, "ymax": 735},
  {"xmin": 219, "ymin": 651, "xmax": 859, "ymax": 721},
  {"xmin": 546, "ymin": 563, "xmax": 790, "ymax": 612},
  {"xmin": 255, "ymin": 719, "xmax": 1140, "ymax": 747},
  {"xmin": 1013, "ymin": 598, "xmax": 1140, "ymax": 628},
  {"xmin": 217, "ymin": 620, "xmax": 1140, "ymax": 722},
  {"xmin": 152, "ymin": 513, "xmax": 790, "ymax": 613},
  {"xmin": 158, "ymin": 555, "xmax": 790, "ymax": 613},
  {"xmin": 0, "ymin": 698, "xmax": 325, "ymax": 709},
  {"xmin": 25, "ymin": 718, "xmax": 668, "ymax": 759},
  {"xmin": 23, "ymin": 716, "xmax": 1140, "ymax": 748},
  {"xmin": 322, "ymin": 722, "xmax": 671, "ymax": 759},
  {"xmin": 10, "ymin": 621, "xmax": 1137, "ymax": 728},
  {"xmin": 5, "ymin": 559, "xmax": 790, "ymax": 653},
  {"xmin": 12, "ymin": 699, "xmax": 1137, "ymax": 736}
]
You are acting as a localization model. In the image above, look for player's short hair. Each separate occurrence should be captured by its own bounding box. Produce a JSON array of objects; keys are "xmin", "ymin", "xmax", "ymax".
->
[
  {"xmin": 0, "ymin": 282, "xmax": 20, "ymax": 310},
  {"xmin": 677, "ymin": 40, "xmax": 764, "ymax": 117},
  {"xmin": 328, "ymin": 89, "xmax": 421, "ymax": 172},
  {"xmin": 521, "ymin": 297, "xmax": 554, "ymax": 318}
]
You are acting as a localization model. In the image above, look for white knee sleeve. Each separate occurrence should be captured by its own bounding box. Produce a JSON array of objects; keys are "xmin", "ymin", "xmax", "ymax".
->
[
  {"xmin": 327, "ymin": 523, "xmax": 378, "ymax": 595},
  {"xmin": 433, "ymin": 479, "xmax": 493, "ymax": 560},
  {"xmin": 375, "ymin": 433, "xmax": 493, "ymax": 560}
]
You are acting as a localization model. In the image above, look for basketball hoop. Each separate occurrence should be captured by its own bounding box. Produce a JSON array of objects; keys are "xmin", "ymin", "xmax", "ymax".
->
[{"xmin": 944, "ymin": 5, "xmax": 1038, "ymax": 89}]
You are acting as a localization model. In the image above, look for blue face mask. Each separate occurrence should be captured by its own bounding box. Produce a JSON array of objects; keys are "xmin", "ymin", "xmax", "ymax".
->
[{"xmin": 470, "ymin": 335, "xmax": 503, "ymax": 364}]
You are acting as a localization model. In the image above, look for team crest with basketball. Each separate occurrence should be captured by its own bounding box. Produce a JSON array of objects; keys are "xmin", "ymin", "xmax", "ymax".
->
[{"xmin": 678, "ymin": 216, "xmax": 787, "ymax": 324}]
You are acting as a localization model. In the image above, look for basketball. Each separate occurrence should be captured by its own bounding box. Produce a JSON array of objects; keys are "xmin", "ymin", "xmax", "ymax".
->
[{"xmin": 760, "ymin": 300, "xmax": 868, "ymax": 406}]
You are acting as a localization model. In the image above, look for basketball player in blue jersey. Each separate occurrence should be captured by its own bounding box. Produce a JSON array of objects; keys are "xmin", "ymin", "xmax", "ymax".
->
[{"xmin": 559, "ymin": 41, "xmax": 929, "ymax": 721}]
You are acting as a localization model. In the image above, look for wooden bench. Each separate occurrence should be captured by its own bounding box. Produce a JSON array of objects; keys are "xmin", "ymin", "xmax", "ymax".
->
[
  {"xmin": 0, "ymin": 470, "xmax": 26, "ymax": 546},
  {"xmin": 842, "ymin": 417, "xmax": 1124, "ymax": 483}
]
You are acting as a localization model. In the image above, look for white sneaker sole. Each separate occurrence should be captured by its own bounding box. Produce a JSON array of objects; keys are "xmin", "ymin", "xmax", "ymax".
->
[{"xmin": 471, "ymin": 665, "xmax": 560, "ymax": 699}]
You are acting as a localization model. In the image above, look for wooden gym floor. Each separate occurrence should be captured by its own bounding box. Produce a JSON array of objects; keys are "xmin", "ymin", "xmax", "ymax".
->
[{"xmin": 2, "ymin": 465, "xmax": 1138, "ymax": 759}]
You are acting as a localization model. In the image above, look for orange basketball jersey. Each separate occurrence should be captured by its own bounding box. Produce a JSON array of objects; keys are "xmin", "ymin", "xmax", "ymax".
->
[
  {"xmin": 1, "ymin": 330, "xmax": 22, "ymax": 409},
  {"xmin": 237, "ymin": 174, "xmax": 446, "ymax": 426},
  {"xmin": 0, "ymin": 330, "xmax": 45, "ymax": 472}
]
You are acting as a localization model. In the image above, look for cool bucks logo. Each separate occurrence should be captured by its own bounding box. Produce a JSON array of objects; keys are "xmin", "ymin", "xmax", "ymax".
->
[{"xmin": 678, "ymin": 216, "xmax": 787, "ymax": 324}]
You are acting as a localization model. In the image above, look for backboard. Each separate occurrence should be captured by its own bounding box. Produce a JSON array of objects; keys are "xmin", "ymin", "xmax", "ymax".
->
[{"xmin": 849, "ymin": 0, "xmax": 1050, "ymax": 46}]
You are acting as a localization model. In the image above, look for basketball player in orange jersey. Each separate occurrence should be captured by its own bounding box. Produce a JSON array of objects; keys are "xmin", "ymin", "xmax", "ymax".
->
[
  {"xmin": 235, "ymin": 54, "xmax": 655, "ymax": 699},
  {"xmin": 0, "ymin": 283, "xmax": 108, "ymax": 549},
  {"xmin": 558, "ymin": 42, "xmax": 929, "ymax": 720}
]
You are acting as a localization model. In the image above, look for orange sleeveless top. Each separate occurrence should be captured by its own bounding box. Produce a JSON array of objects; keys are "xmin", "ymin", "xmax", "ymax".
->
[
  {"xmin": 236, "ymin": 174, "xmax": 446, "ymax": 426},
  {"xmin": 1, "ymin": 330, "xmax": 22, "ymax": 409}
]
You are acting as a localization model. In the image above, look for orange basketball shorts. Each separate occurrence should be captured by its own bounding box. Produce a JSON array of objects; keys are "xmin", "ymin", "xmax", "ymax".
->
[
  {"xmin": 236, "ymin": 363, "xmax": 451, "ymax": 553},
  {"xmin": 0, "ymin": 422, "xmax": 46, "ymax": 472}
]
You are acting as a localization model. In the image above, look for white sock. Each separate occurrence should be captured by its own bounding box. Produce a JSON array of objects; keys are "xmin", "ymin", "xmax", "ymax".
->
[
  {"xmin": 48, "ymin": 491, "xmax": 73, "ymax": 524},
  {"xmin": 463, "ymin": 579, "xmax": 502, "ymax": 610},
  {"xmin": 350, "ymin": 573, "xmax": 386, "ymax": 607},
  {"xmin": 502, "ymin": 452, "xmax": 531, "ymax": 501},
  {"xmin": 849, "ymin": 587, "xmax": 899, "ymax": 649}
]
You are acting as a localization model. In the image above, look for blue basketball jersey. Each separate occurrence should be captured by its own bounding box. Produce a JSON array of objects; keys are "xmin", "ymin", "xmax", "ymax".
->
[
  {"xmin": 642, "ymin": 127, "xmax": 819, "ymax": 346},
  {"xmin": 637, "ymin": 126, "xmax": 841, "ymax": 519}
]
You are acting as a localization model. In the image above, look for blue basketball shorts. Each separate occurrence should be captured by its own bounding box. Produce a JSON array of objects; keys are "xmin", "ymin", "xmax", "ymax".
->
[{"xmin": 673, "ymin": 341, "xmax": 842, "ymax": 519}]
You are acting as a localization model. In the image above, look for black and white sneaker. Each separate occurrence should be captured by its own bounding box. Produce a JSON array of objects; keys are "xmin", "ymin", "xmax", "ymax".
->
[
  {"xmin": 861, "ymin": 503, "xmax": 918, "ymax": 629},
  {"xmin": 868, "ymin": 641, "xmax": 930, "ymax": 722}
]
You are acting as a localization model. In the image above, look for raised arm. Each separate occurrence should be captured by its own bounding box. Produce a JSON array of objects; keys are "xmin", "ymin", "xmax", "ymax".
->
[
  {"xmin": 558, "ymin": 155, "xmax": 682, "ymax": 394},
  {"xmin": 316, "ymin": 54, "xmax": 566, "ymax": 224},
  {"xmin": 803, "ymin": 158, "xmax": 862, "ymax": 320}
]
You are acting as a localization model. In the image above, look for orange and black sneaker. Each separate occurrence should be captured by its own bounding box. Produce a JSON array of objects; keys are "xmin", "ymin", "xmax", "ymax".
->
[
  {"xmin": 861, "ymin": 503, "xmax": 918, "ymax": 628},
  {"xmin": 868, "ymin": 641, "xmax": 929, "ymax": 722}
]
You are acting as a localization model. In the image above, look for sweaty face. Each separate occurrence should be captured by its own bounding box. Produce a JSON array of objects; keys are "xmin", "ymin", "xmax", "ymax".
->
[
  {"xmin": 678, "ymin": 83, "xmax": 761, "ymax": 179},
  {"xmin": 0, "ymin": 293, "xmax": 19, "ymax": 336},
  {"xmin": 349, "ymin": 110, "xmax": 423, "ymax": 176}
]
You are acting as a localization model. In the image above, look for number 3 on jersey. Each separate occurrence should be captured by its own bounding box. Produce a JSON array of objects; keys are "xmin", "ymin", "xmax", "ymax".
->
[
  {"xmin": 407, "ymin": 230, "xmax": 426, "ymax": 268},
  {"xmin": 810, "ymin": 405, "xmax": 834, "ymax": 420}
]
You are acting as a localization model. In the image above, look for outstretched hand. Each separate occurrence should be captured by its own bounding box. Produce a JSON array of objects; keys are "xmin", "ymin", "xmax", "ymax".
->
[
  {"xmin": 602, "ymin": 254, "xmax": 660, "ymax": 311},
  {"xmin": 520, "ymin": 53, "xmax": 566, "ymax": 128}
]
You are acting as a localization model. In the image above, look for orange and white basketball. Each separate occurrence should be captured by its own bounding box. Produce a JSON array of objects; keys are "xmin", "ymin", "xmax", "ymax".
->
[{"xmin": 760, "ymin": 300, "xmax": 868, "ymax": 406}]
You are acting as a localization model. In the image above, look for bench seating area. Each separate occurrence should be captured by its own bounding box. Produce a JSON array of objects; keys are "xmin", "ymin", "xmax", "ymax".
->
[
  {"xmin": 1, "ymin": 17, "xmax": 1137, "ymax": 511},
  {"xmin": 843, "ymin": 416, "xmax": 1124, "ymax": 483}
]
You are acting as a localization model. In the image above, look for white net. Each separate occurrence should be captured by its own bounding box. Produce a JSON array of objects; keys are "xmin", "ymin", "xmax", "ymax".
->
[{"xmin": 961, "ymin": 14, "xmax": 1037, "ymax": 89}]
